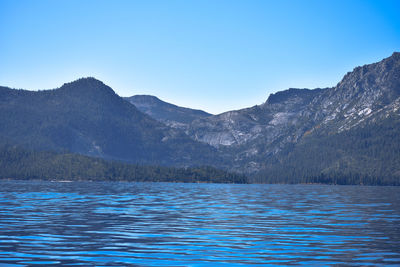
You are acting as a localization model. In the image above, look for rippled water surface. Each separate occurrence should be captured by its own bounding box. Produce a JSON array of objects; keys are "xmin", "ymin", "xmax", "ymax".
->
[{"xmin": 0, "ymin": 181, "xmax": 399, "ymax": 266}]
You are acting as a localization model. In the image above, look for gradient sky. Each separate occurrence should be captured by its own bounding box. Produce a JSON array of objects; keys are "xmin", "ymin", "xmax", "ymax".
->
[{"xmin": 1, "ymin": 0, "xmax": 399, "ymax": 114}]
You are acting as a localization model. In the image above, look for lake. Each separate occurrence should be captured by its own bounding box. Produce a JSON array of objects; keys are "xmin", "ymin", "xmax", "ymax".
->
[{"xmin": 0, "ymin": 181, "xmax": 399, "ymax": 266}]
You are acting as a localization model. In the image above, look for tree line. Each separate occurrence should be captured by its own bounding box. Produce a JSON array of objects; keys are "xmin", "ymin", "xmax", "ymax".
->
[{"xmin": 0, "ymin": 145, "xmax": 247, "ymax": 184}]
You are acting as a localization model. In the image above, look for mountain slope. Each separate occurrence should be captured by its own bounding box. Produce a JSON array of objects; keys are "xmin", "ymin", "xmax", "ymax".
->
[
  {"xmin": 0, "ymin": 78, "xmax": 220, "ymax": 167},
  {"xmin": 184, "ymin": 52, "xmax": 400, "ymax": 177},
  {"xmin": 185, "ymin": 88, "xmax": 326, "ymax": 172},
  {"xmin": 253, "ymin": 114, "xmax": 400, "ymax": 185},
  {"xmin": 125, "ymin": 95, "xmax": 211, "ymax": 129},
  {"xmin": 257, "ymin": 52, "xmax": 400, "ymax": 184}
]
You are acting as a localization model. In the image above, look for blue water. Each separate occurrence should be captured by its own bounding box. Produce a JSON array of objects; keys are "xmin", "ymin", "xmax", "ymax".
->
[{"xmin": 0, "ymin": 181, "xmax": 399, "ymax": 266}]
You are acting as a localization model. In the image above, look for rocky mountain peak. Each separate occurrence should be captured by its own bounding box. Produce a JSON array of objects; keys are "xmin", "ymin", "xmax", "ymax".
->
[
  {"xmin": 265, "ymin": 88, "xmax": 324, "ymax": 109},
  {"xmin": 336, "ymin": 52, "xmax": 400, "ymax": 91}
]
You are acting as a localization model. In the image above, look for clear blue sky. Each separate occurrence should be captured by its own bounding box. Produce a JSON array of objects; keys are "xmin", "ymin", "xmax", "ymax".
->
[{"xmin": 1, "ymin": 0, "xmax": 399, "ymax": 114}]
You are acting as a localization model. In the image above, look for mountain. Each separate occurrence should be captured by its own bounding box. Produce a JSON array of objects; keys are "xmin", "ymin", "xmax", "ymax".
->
[
  {"xmin": 0, "ymin": 77, "xmax": 220, "ymax": 167},
  {"xmin": 1, "ymin": 52, "xmax": 399, "ymax": 185},
  {"xmin": 182, "ymin": 52, "xmax": 400, "ymax": 182},
  {"xmin": 125, "ymin": 95, "xmax": 211, "ymax": 129}
]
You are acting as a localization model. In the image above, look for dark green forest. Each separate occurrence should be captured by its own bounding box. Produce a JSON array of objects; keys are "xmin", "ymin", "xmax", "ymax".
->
[
  {"xmin": 0, "ymin": 145, "xmax": 247, "ymax": 184},
  {"xmin": 252, "ymin": 115, "xmax": 400, "ymax": 186}
]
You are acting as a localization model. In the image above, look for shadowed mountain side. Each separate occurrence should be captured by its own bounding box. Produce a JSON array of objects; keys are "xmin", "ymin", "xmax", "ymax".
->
[{"xmin": 0, "ymin": 78, "xmax": 221, "ymax": 167}]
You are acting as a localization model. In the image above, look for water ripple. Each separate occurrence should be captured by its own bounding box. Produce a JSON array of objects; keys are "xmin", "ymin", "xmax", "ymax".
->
[{"xmin": 0, "ymin": 181, "xmax": 399, "ymax": 265}]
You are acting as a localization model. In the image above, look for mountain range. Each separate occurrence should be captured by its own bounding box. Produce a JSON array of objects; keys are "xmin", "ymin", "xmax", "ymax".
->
[
  {"xmin": 1, "ymin": 52, "xmax": 399, "ymax": 184},
  {"xmin": 0, "ymin": 78, "xmax": 221, "ymax": 167}
]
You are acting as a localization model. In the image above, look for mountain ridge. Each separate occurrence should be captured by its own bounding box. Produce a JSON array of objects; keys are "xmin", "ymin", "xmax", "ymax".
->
[
  {"xmin": 187, "ymin": 52, "xmax": 400, "ymax": 146},
  {"xmin": 125, "ymin": 94, "xmax": 212, "ymax": 129},
  {"xmin": 1, "ymin": 52, "xmax": 399, "ymax": 184}
]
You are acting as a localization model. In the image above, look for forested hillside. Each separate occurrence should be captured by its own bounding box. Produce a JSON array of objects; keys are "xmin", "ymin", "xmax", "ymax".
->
[
  {"xmin": 0, "ymin": 145, "xmax": 247, "ymax": 184},
  {"xmin": 252, "ymin": 115, "xmax": 400, "ymax": 185},
  {"xmin": 0, "ymin": 78, "xmax": 221, "ymax": 167}
]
